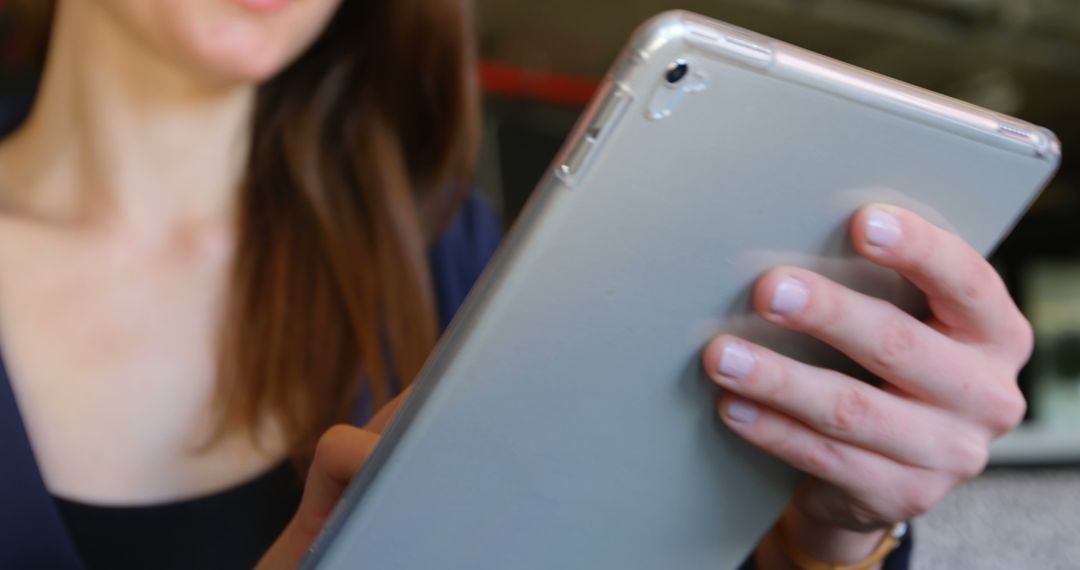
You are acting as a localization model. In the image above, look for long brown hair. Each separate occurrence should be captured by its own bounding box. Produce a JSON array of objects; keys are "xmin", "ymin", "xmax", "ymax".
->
[{"xmin": 12, "ymin": 0, "xmax": 479, "ymax": 461}]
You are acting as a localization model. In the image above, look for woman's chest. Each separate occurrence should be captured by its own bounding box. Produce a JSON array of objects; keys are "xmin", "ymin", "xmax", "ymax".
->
[{"xmin": 0, "ymin": 222, "xmax": 287, "ymax": 504}]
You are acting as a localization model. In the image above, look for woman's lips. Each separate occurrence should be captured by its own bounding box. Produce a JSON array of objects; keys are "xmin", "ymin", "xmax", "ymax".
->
[{"xmin": 233, "ymin": 0, "xmax": 291, "ymax": 13}]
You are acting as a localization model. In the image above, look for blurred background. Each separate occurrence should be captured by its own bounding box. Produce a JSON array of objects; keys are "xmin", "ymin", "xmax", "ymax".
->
[{"xmin": 2, "ymin": 1, "xmax": 1079, "ymax": 567}]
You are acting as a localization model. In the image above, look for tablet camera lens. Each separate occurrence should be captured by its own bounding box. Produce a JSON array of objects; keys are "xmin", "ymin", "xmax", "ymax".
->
[{"xmin": 665, "ymin": 60, "xmax": 689, "ymax": 85}]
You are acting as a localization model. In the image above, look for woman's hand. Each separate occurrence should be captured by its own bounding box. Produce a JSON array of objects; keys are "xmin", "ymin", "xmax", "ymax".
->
[
  {"xmin": 255, "ymin": 390, "xmax": 409, "ymax": 570},
  {"xmin": 702, "ymin": 205, "xmax": 1031, "ymax": 567}
]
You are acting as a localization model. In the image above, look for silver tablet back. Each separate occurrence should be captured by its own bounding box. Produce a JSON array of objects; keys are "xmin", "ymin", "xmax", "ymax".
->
[{"xmin": 304, "ymin": 11, "xmax": 1059, "ymax": 569}]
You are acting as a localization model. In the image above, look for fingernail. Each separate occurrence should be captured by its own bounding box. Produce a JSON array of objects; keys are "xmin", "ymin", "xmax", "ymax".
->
[
  {"xmin": 719, "ymin": 342, "xmax": 755, "ymax": 380},
  {"xmin": 726, "ymin": 399, "xmax": 759, "ymax": 423},
  {"xmin": 771, "ymin": 278, "xmax": 809, "ymax": 315},
  {"xmin": 866, "ymin": 209, "xmax": 902, "ymax": 248}
]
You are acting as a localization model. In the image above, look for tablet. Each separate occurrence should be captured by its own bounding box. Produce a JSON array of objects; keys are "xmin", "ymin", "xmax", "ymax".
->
[{"xmin": 302, "ymin": 11, "xmax": 1060, "ymax": 569}]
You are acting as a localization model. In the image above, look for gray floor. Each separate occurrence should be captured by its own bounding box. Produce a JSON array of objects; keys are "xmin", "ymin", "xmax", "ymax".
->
[{"xmin": 913, "ymin": 468, "xmax": 1080, "ymax": 569}]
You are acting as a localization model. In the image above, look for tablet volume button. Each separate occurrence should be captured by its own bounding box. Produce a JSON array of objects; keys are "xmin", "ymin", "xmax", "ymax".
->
[
  {"xmin": 589, "ymin": 89, "xmax": 629, "ymax": 138},
  {"xmin": 559, "ymin": 137, "xmax": 596, "ymax": 179},
  {"xmin": 557, "ymin": 87, "xmax": 629, "ymax": 183}
]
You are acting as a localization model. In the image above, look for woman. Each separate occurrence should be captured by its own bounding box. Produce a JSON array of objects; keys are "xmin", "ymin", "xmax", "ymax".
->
[{"xmin": 0, "ymin": 1, "xmax": 1030, "ymax": 569}]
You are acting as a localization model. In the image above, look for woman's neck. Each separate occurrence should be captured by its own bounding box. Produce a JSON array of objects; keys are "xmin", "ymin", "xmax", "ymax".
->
[{"xmin": 0, "ymin": 0, "xmax": 254, "ymax": 235}]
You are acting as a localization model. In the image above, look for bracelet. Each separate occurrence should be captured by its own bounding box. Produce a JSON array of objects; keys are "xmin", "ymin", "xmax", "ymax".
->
[{"xmin": 778, "ymin": 521, "xmax": 908, "ymax": 570}]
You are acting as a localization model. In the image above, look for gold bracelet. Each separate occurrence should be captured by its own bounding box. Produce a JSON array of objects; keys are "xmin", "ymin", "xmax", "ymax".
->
[{"xmin": 778, "ymin": 521, "xmax": 908, "ymax": 570}]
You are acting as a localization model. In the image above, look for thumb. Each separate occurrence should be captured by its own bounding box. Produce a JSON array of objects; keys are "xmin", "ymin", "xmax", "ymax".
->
[{"xmin": 255, "ymin": 425, "xmax": 380, "ymax": 570}]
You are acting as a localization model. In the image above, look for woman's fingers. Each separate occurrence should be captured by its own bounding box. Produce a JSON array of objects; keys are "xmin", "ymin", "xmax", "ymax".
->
[
  {"xmin": 850, "ymin": 205, "xmax": 1034, "ymax": 361},
  {"xmin": 751, "ymin": 268, "xmax": 1026, "ymax": 428},
  {"xmin": 711, "ymin": 204, "xmax": 1034, "ymax": 537},
  {"xmin": 716, "ymin": 394, "xmax": 956, "ymax": 529},
  {"xmin": 751, "ymin": 267, "xmax": 988, "ymax": 407},
  {"xmin": 702, "ymin": 335, "xmax": 989, "ymax": 476},
  {"xmin": 255, "ymin": 425, "xmax": 379, "ymax": 570},
  {"xmin": 365, "ymin": 386, "xmax": 412, "ymax": 435},
  {"xmin": 299, "ymin": 425, "xmax": 380, "ymax": 532}
]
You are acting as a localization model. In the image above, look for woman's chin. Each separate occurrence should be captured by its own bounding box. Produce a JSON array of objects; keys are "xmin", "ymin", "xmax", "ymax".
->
[
  {"xmin": 182, "ymin": 22, "xmax": 299, "ymax": 86},
  {"xmin": 191, "ymin": 49, "xmax": 291, "ymax": 87},
  {"xmin": 147, "ymin": 0, "xmax": 341, "ymax": 87}
]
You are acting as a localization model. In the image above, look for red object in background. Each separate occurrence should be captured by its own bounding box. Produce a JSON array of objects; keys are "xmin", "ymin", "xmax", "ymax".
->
[{"xmin": 479, "ymin": 61, "xmax": 600, "ymax": 108}]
